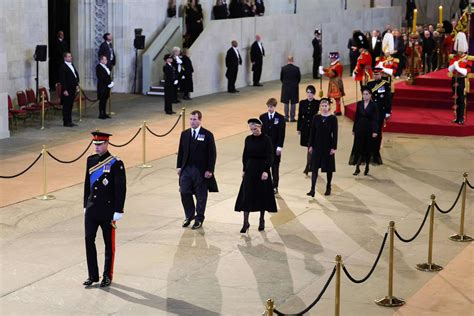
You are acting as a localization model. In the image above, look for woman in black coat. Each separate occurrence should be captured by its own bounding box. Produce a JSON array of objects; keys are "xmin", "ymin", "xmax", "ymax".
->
[
  {"xmin": 307, "ymin": 98, "xmax": 338, "ymax": 197},
  {"xmin": 297, "ymin": 85, "xmax": 320, "ymax": 175},
  {"xmin": 181, "ymin": 49, "xmax": 194, "ymax": 100},
  {"xmin": 349, "ymin": 86, "xmax": 379, "ymax": 176},
  {"xmin": 235, "ymin": 118, "xmax": 277, "ymax": 233}
]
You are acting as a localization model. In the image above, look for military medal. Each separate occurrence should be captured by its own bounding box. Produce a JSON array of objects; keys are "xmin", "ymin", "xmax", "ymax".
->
[{"xmin": 102, "ymin": 178, "xmax": 109, "ymax": 186}]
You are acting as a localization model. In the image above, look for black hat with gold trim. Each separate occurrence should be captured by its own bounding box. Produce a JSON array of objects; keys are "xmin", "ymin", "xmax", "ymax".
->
[{"xmin": 91, "ymin": 131, "xmax": 112, "ymax": 144}]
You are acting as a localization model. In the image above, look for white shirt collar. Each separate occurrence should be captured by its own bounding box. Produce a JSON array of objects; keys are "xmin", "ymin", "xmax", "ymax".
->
[
  {"xmin": 268, "ymin": 112, "xmax": 274, "ymax": 119},
  {"xmin": 99, "ymin": 63, "xmax": 110, "ymax": 75},
  {"xmin": 65, "ymin": 61, "xmax": 77, "ymax": 77},
  {"xmin": 191, "ymin": 126, "xmax": 201, "ymax": 137}
]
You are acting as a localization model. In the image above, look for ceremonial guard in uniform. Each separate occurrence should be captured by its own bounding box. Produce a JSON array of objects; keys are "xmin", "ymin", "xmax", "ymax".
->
[
  {"xmin": 367, "ymin": 68, "xmax": 391, "ymax": 164},
  {"xmin": 352, "ymin": 31, "xmax": 373, "ymax": 89},
  {"xmin": 448, "ymin": 32, "xmax": 472, "ymax": 125},
  {"xmin": 376, "ymin": 32, "xmax": 398, "ymax": 96},
  {"xmin": 163, "ymin": 54, "xmax": 178, "ymax": 115},
  {"xmin": 297, "ymin": 85, "xmax": 320, "ymax": 175},
  {"xmin": 83, "ymin": 131, "xmax": 126, "ymax": 288},
  {"xmin": 319, "ymin": 52, "xmax": 345, "ymax": 115}
]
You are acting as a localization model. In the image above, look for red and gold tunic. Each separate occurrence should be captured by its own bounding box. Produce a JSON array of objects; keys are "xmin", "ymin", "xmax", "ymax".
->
[
  {"xmin": 405, "ymin": 43, "xmax": 423, "ymax": 75},
  {"xmin": 354, "ymin": 49, "xmax": 373, "ymax": 82},
  {"xmin": 448, "ymin": 54, "xmax": 473, "ymax": 77},
  {"xmin": 323, "ymin": 61, "xmax": 345, "ymax": 98},
  {"xmin": 376, "ymin": 55, "xmax": 399, "ymax": 91}
]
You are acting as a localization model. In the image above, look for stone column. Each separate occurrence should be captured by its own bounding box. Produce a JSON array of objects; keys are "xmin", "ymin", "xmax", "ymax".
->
[{"xmin": 0, "ymin": 14, "xmax": 10, "ymax": 138}]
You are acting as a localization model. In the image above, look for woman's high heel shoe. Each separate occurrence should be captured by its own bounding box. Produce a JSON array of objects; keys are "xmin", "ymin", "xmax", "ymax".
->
[
  {"xmin": 240, "ymin": 223, "xmax": 250, "ymax": 234},
  {"xmin": 364, "ymin": 166, "xmax": 369, "ymax": 176},
  {"xmin": 306, "ymin": 190, "xmax": 315, "ymax": 198},
  {"xmin": 258, "ymin": 220, "xmax": 265, "ymax": 231},
  {"xmin": 353, "ymin": 167, "xmax": 360, "ymax": 176}
]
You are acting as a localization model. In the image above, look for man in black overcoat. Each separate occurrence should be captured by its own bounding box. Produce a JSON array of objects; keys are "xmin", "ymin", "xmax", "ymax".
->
[
  {"xmin": 280, "ymin": 55, "xmax": 301, "ymax": 122},
  {"xmin": 225, "ymin": 40, "xmax": 242, "ymax": 93},
  {"xmin": 96, "ymin": 55, "xmax": 114, "ymax": 119},
  {"xmin": 98, "ymin": 33, "xmax": 116, "ymax": 70},
  {"xmin": 58, "ymin": 52, "xmax": 79, "ymax": 127},
  {"xmin": 259, "ymin": 98, "xmax": 286, "ymax": 194},
  {"xmin": 369, "ymin": 30, "xmax": 382, "ymax": 68},
  {"xmin": 250, "ymin": 35, "xmax": 265, "ymax": 86},
  {"xmin": 177, "ymin": 110, "xmax": 218, "ymax": 229},
  {"xmin": 181, "ymin": 49, "xmax": 194, "ymax": 100},
  {"xmin": 163, "ymin": 54, "xmax": 177, "ymax": 115},
  {"xmin": 312, "ymin": 29, "xmax": 322, "ymax": 79},
  {"xmin": 51, "ymin": 30, "xmax": 69, "ymax": 89},
  {"xmin": 83, "ymin": 131, "xmax": 126, "ymax": 288}
]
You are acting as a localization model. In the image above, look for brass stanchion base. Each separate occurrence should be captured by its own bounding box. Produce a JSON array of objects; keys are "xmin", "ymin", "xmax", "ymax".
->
[
  {"xmin": 108, "ymin": 112, "xmax": 116, "ymax": 116},
  {"xmin": 449, "ymin": 234, "xmax": 473, "ymax": 242},
  {"xmin": 138, "ymin": 164, "xmax": 153, "ymax": 169},
  {"xmin": 36, "ymin": 194, "xmax": 56, "ymax": 200},
  {"xmin": 375, "ymin": 296, "xmax": 406, "ymax": 307},
  {"xmin": 416, "ymin": 263, "xmax": 443, "ymax": 272}
]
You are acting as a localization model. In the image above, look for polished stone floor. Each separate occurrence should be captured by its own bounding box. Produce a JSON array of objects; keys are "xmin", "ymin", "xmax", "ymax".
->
[{"xmin": 1, "ymin": 74, "xmax": 473, "ymax": 315}]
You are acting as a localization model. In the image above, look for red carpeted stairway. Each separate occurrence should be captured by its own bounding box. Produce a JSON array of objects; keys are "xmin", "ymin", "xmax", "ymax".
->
[{"xmin": 344, "ymin": 69, "xmax": 474, "ymax": 136}]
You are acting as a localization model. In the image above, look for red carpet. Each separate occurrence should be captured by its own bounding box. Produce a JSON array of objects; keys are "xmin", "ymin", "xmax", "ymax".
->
[{"xmin": 344, "ymin": 69, "xmax": 474, "ymax": 136}]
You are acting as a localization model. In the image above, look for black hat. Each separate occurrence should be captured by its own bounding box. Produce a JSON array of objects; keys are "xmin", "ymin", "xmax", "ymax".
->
[
  {"xmin": 443, "ymin": 20, "xmax": 453, "ymax": 34},
  {"xmin": 353, "ymin": 31, "xmax": 369, "ymax": 50},
  {"xmin": 320, "ymin": 97, "xmax": 332, "ymax": 104},
  {"xmin": 306, "ymin": 85, "xmax": 316, "ymax": 94},
  {"xmin": 163, "ymin": 53, "xmax": 172, "ymax": 60},
  {"xmin": 247, "ymin": 118, "xmax": 263, "ymax": 125},
  {"xmin": 91, "ymin": 131, "xmax": 112, "ymax": 144},
  {"xmin": 314, "ymin": 29, "xmax": 321, "ymax": 35},
  {"xmin": 373, "ymin": 67, "xmax": 383, "ymax": 74},
  {"xmin": 360, "ymin": 85, "xmax": 372, "ymax": 94}
]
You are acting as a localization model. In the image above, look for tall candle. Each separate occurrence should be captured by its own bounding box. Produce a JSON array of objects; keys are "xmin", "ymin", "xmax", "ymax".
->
[
  {"xmin": 439, "ymin": 6, "xmax": 443, "ymax": 25},
  {"xmin": 412, "ymin": 9, "xmax": 417, "ymax": 34}
]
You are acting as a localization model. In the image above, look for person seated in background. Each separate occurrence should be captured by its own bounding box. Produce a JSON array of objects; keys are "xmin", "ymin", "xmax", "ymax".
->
[{"xmin": 213, "ymin": 0, "xmax": 228, "ymax": 19}]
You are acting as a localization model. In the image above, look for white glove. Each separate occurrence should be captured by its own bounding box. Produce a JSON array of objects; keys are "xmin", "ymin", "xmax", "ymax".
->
[
  {"xmin": 107, "ymin": 81, "xmax": 114, "ymax": 88},
  {"xmin": 456, "ymin": 66, "xmax": 468, "ymax": 76},
  {"xmin": 352, "ymin": 72, "xmax": 356, "ymax": 79},
  {"xmin": 454, "ymin": 61, "xmax": 459, "ymax": 68},
  {"xmin": 182, "ymin": 75, "xmax": 185, "ymax": 79},
  {"xmin": 83, "ymin": 208, "xmax": 86, "ymax": 214},
  {"xmin": 113, "ymin": 212, "xmax": 123, "ymax": 221},
  {"xmin": 174, "ymin": 80, "xmax": 178, "ymax": 85},
  {"xmin": 382, "ymin": 67, "xmax": 393, "ymax": 76},
  {"xmin": 376, "ymin": 62, "xmax": 383, "ymax": 68},
  {"xmin": 385, "ymin": 113, "xmax": 391, "ymax": 118},
  {"xmin": 318, "ymin": 66, "xmax": 324, "ymax": 75},
  {"xmin": 448, "ymin": 64, "xmax": 456, "ymax": 72}
]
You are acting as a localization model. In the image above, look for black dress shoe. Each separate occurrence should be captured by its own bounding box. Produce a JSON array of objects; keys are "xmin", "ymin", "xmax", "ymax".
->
[
  {"xmin": 258, "ymin": 220, "xmax": 265, "ymax": 231},
  {"xmin": 98, "ymin": 115, "xmax": 106, "ymax": 120},
  {"xmin": 324, "ymin": 186, "xmax": 331, "ymax": 196},
  {"xmin": 228, "ymin": 90, "xmax": 236, "ymax": 93},
  {"xmin": 457, "ymin": 120, "xmax": 464, "ymax": 125},
  {"xmin": 235, "ymin": 89, "xmax": 240, "ymax": 93},
  {"xmin": 364, "ymin": 166, "xmax": 369, "ymax": 176},
  {"xmin": 182, "ymin": 218, "xmax": 193, "ymax": 227},
  {"xmin": 183, "ymin": 96, "xmax": 192, "ymax": 100},
  {"xmin": 83, "ymin": 277, "xmax": 99, "ymax": 286},
  {"xmin": 173, "ymin": 99, "xmax": 181, "ymax": 103},
  {"xmin": 100, "ymin": 275, "xmax": 111, "ymax": 287},
  {"xmin": 240, "ymin": 222, "xmax": 250, "ymax": 234},
  {"xmin": 306, "ymin": 190, "xmax": 315, "ymax": 198},
  {"xmin": 192, "ymin": 221, "xmax": 202, "ymax": 230},
  {"xmin": 105, "ymin": 114, "xmax": 111, "ymax": 119},
  {"xmin": 253, "ymin": 83, "xmax": 263, "ymax": 87},
  {"xmin": 353, "ymin": 167, "xmax": 360, "ymax": 176}
]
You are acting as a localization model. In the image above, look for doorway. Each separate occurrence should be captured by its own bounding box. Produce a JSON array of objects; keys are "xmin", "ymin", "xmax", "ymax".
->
[{"xmin": 48, "ymin": 0, "xmax": 70, "ymax": 90}]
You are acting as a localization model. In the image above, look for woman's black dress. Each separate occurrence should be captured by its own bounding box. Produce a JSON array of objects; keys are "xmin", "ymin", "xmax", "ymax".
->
[
  {"xmin": 235, "ymin": 133, "xmax": 277, "ymax": 213},
  {"xmin": 308, "ymin": 114, "xmax": 338, "ymax": 172},
  {"xmin": 297, "ymin": 98, "xmax": 320, "ymax": 147},
  {"xmin": 349, "ymin": 100, "xmax": 380, "ymax": 166}
]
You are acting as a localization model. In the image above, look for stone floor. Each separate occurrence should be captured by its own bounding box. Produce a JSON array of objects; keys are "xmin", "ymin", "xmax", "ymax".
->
[{"xmin": 0, "ymin": 74, "xmax": 473, "ymax": 315}]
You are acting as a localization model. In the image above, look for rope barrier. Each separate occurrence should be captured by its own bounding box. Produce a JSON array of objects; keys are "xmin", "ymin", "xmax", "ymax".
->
[
  {"xmin": 273, "ymin": 266, "xmax": 337, "ymax": 316},
  {"xmin": 78, "ymin": 86, "xmax": 98, "ymax": 103},
  {"xmin": 0, "ymin": 152, "xmax": 43, "ymax": 179},
  {"xmin": 467, "ymin": 179, "xmax": 474, "ymax": 189},
  {"xmin": 434, "ymin": 183, "xmax": 465, "ymax": 214},
  {"xmin": 342, "ymin": 232, "xmax": 388, "ymax": 284},
  {"xmin": 146, "ymin": 114, "xmax": 182, "ymax": 137},
  {"xmin": 46, "ymin": 141, "xmax": 93, "ymax": 164},
  {"xmin": 109, "ymin": 128, "xmax": 142, "ymax": 147},
  {"xmin": 394, "ymin": 205, "xmax": 430, "ymax": 243}
]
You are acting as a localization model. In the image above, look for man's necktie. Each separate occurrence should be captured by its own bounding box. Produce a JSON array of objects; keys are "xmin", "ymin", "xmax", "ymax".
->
[
  {"xmin": 270, "ymin": 114, "xmax": 273, "ymax": 120},
  {"xmin": 192, "ymin": 130, "xmax": 196, "ymax": 139}
]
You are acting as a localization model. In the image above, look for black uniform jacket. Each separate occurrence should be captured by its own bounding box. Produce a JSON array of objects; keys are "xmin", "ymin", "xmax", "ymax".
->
[
  {"xmin": 163, "ymin": 63, "xmax": 177, "ymax": 87},
  {"xmin": 98, "ymin": 41, "xmax": 116, "ymax": 67},
  {"xmin": 58, "ymin": 62, "xmax": 79, "ymax": 95},
  {"xmin": 177, "ymin": 127, "xmax": 218, "ymax": 192},
  {"xmin": 250, "ymin": 41, "xmax": 265, "ymax": 64},
  {"xmin": 96, "ymin": 64, "xmax": 112, "ymax": 99},
  {"xmin": 259, "ymin": 111, "xmax": 286, "ymax": 150},
  {"xmin": 84, "ymin": 151, "xmax": 126, "ymax": 221},
  {"xmin": 367, "ymin": 79, "xmax": 391, "ymax": 117}
]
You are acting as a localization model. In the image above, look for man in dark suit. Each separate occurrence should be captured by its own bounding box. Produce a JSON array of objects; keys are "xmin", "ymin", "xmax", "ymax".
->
[
  {"xmin": 50, "ymin": 30, "xmax": 69, "ymax": 89},
  {"xmin": 177, "ymin": 110, "xmax": 218, "ymax": 229},
  {"xmin": 250, "ymin": 35, "xmax": 265, "ymax": 86},
  {"xmin": 225, "ymin": 40, "xmax": 242, "ymax": 93},
  {"xmin": 259, "ymin": 98, "xmax": 286, "ymax": 194},
  {"xmin": 370, "ymin": 30, "xmax": 382, "ymax": 67},
  {"xmin": 98, "ymin": 33, "xmax": 116, "ymax": 70},
  {"xmin": 96, "ymin": 55, "xmax": 114, "ymax": 119},
  {"xmin": 312, "ymin": 29, "xmax": 322, "ymax": 79},
  {"xmin": 83, "ymin": 131, "xmax": 126, "ymax": 288},
  {"xmin": 280, "ymin": 55, "xmax": 301, "ymax": 122},
  {"xmin": 163, "ymin": 54, "xmax": 177, "ymax": 115},
  {"xmin": 58, "ymin": 52, "xmax": 79, "ymax": 127}
]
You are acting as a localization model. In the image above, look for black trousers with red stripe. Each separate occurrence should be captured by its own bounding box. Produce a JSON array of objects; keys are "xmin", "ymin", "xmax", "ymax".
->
[{"xmin": 85, "ymin": 216, "xmax": 115, "ymax": 280}]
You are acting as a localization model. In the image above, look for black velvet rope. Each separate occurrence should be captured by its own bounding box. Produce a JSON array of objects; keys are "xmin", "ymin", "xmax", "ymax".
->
[
  {"xmin": 467, "ymin": 179, "xmax": 474, "ymax": 189},
  {"xmin": 146, "ymin": 114, "xmax": 182, "ymax": 137},
  {"xmin": 0, "ymin": 152, "xmax": 43, "ymax": 179},
  {"xmin": 109, "ymin": 128, "xmax": 142, "ymax": 147},
  {"xmin": 395, "ymin": 205, "xmax": 431, "ymax": 243},
  {"xmin": 47, "ymin": 141, "xmax": 93, "ymax": 164},
  {"xmin": 78, "ymin": 86, "xmax": 98, "ymax": 103},
  {"xmin": 434, "ymin": 183, "xmax": 465, "ymax": 214},
  {"xmin": 342, "ymin": 232, "xmax": 388, "ymax": 284},
  {"xmin": 273, "ymin": 266, "xmax": 337, "ymax": 316}
]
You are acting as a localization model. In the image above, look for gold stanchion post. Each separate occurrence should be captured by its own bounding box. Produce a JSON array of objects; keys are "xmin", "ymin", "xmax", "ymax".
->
[
  {"xmin": 108, "ymin": 89, "xmax": 115, "ymax": 116},
  {"xmin": 139, "ymin": 121, "xmax": 152, "ymax": 168},
  {"xmin": 375, "ymin": 221, "xmax": 405, "ymax": 307},
  {"xmin": 450, "ymin": 173, "xmax": 473, "ymax": 242},
  {"xmin": 335, "ymin": 255, "xmax": 342, "ymax": 316},
  {"xmin": 41, "ymin": 91, "xmax": 45, "ymax": 130},
  {"xmin": 182, "ymin": 107, "xmax": 186, "ymax": 132},
  {"xmin": 79, "ymin": 88, "xmax": 83, "ymax": 122},
  {"xmin": 36, "ymin": 145, "xmax": 56, "ymax": 200},
  {"xmin": 416, "ymin": 194, "xmax": 443, "ymax": 272},
  {"xmin": 264, "ymin": 299, "xmax": 274, "ymax": 316}
]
